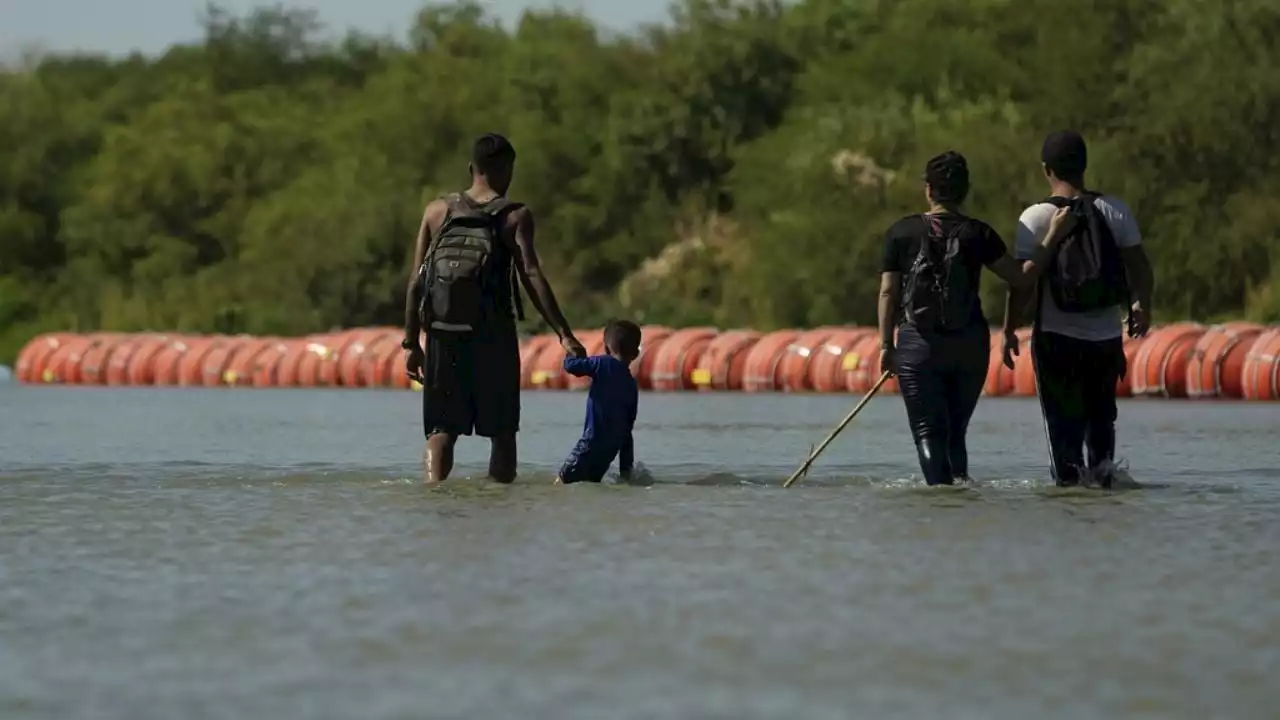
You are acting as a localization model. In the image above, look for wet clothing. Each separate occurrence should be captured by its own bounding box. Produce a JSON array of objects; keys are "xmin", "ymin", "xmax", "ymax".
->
[
  {"xmin": 557, "ymin": 355, "xmax": 638, "ymax": 484},
  {"xmin": 419, "ymin": 191, "xmax": 524, "ymax": 439},
  {"xmin": 882, "ymin": 212, "xmax": 1007, "ymax": 485},
  {"xmin": 1017, "ymin": 194, "xmax": 1141, "ymax": 486},
  {"xmin": 421, "ymin": 318, "xmax": 521, "ymax": 438},
  {"xmin": 1032, "ymin": 331, "xmax": 1126, "ymax": 486},
  {"xmin": 895, "ymin": 323, "xmax": 989, "ymax": 485}
]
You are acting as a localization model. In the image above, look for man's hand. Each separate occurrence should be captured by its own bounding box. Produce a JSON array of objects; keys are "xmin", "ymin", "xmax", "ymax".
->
[
  {"xmin": 1128, "ymin": 301, "xmax": 1151, "ymax": 338},
  {"xmin": 561, "ymin": 334, "xmax": 586, "ymax": 358},
  {"xmin": 405, "ymin": 344, "xmax": 425, "ymax": 383},
  {"xmin": 1001, "ymin": 330, "xmax": 1019, "ymax": 370},
  {"xmin": 878, "ymin": 345, "xmax": 897, "ymax": 377}
]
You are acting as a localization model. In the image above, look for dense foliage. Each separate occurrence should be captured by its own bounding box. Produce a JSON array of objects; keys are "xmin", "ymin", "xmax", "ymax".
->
[{"xmin": 2, "ymin": 0, "xmax": 1278, "ymax": 363}]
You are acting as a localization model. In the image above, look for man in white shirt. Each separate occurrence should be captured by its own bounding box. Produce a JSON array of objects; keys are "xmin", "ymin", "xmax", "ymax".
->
[{"xmin": 1001, "ymin": 131, "xmax": 1155, "ymax": 488}]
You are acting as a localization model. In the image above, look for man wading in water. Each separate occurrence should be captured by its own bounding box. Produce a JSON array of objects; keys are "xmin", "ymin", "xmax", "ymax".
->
[{"xmin": 404, "ymin": 133, "xmax": 585, "ymax": 484}]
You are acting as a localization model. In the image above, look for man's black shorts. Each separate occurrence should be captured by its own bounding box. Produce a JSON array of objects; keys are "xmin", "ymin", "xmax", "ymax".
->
[{"xmin": 422, "ymin": 323, "xmax": 520, "ymax": 438}]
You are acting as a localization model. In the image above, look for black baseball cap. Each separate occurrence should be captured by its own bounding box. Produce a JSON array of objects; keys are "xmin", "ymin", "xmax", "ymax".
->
[{"xmin": 1041, "ymin": 130, "xmax": 1087, "ymax": 176}]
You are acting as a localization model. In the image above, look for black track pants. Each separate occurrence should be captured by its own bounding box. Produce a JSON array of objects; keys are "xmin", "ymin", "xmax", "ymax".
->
[
  {"xmin": 1031, "ymin": 330, "xmax": 1125, "ymax": 487},
  {"xmin": 895, "ymin": 324, "xmax": 989, "ymax": 486}
]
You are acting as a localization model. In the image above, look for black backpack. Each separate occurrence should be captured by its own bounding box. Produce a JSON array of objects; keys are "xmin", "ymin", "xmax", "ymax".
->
[
  {"xmin": 1042, "ymin": 193, "xmax": 1130, "ymax": 313},
  {"xmin": 901, "ymin": 214, "xmax": 974, "ymax": 332},
  {"xmin": 416, "ymin": 193, "xmax": 521, "ymax": 332}
]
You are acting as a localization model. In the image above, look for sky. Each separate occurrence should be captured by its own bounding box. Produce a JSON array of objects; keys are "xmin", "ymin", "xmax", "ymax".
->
[{"xmin": 0, "ymin": 0, "xmax": 672, "ymax": 58}]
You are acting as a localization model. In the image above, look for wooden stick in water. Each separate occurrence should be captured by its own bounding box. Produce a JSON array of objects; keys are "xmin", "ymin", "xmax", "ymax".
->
[{"xmin": 783, "ymin": 371, "xmax": 891, "ymax": 489}]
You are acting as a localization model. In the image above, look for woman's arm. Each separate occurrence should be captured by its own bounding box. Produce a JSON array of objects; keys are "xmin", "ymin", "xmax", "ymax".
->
[
  {"xmin": 877, "ymin": 272, "xmax": 901, "ymax": 349},
  {"xmin": 987, "ymin": 206, "xmax": 1073, "ymax": 288}
]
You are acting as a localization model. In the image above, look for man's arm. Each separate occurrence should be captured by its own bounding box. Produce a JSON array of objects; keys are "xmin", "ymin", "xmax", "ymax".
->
[
  {"xmin": 404, "ymin": 201, "xmax": 444, "ymax": 346},
  {"xmin": 509, "ymin": 207, "xmax": 575, "ymax": 340},
  {"xmin": 877, "ymin": 272, "xmax": 900, "ymax": 350},
  {"xmin": 1119, "ymin": 244, "xmax": 1154, "ymax": 314}
]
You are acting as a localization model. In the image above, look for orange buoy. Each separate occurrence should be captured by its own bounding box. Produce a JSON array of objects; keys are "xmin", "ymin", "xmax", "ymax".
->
[
  {"xmin": 567, "ymin": 330, "xmax": 607, "ymax": 390},
  {"xmin": 218, "ymin": 336, "xmax": 273, "ymax": 387},
  {"xmin": 631, "ymin": 326, "xmax": 672, "ymax": 390},
  {"xmin": 1241, "ymin": 327, "xmax": 1280, "ymax": 401},
  {"xmin": 78, "ymin": 333, "xmax": 126, "ymax": 385},
  {"xmin": 352, "ymin": 331, "xmax": 399, "ymax": 387},
  {"xmin": 1115, "ymin": 335, "xmax": 1145, "ymax": 398},
  {"xmin": 40, "ymin": 335, "xmax": 95, "ymax": 384},
  {"xmin": 1186, "ymin": 322, "xmax": 1265, "ymax": 399},
  {"xmin": 741, "ymin": 330, "xmax": 799, "ymax": 392},
  {"xmin": 691, "ymin": 330, "xmax": 762, "ymax": 391},
  {"xmin": 316, "ymin": 330, "xmax": 365, "ymax": 386},
  {"xmin": 804, "ymin": 328, "xmax": 870, "ymax": 393},
  {"xmin": 15, "ymin": 333, "xmax": 69, "ymax": 384},
  {"xmin": 333, "ymin": 329, "xmax": 387, "ymax": 388},
  {"xmin": 199, "ymin": 336, "xmax": 248, "ymax": 387},
  {"xmin": 845, "ymin": 333, "xmax": 899, "ymax": 395},
  {"xmin": 649, "ymin": 327, "xmax": 717, "ymax": 391},
  {"xmin": 174, "ymin": 337, "xmax": 222, "ymax": 386},
  {"xmin": 104, "ymin": 334, "xmax": 152, "ymax": 385},
  {"xmin": 295, "ymin": 336, "xmax": 339, "ymax": 387},
  {"xmin": 520, "ymin": 335, "xmax": 557, "ymax": 389},
  {"xmin": 124, "ymin": 335, "xmax": 173, "ymax": 386},
  {"xmin": 151, "ymin": 338, "xmax": 191, "ymax": 386},
  {"xmin": 1131, "ymin": 323, "xmax": 1206, "ymax": 398},
  {"xmin": 776, "ymin": 327, "xmax": 838, "ymax": 392}
]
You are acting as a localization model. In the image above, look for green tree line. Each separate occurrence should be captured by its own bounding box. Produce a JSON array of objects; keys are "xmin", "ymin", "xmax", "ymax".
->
[{"xmin": 2, "ymin": 0, "xmax": 1278, "ymax": 364}]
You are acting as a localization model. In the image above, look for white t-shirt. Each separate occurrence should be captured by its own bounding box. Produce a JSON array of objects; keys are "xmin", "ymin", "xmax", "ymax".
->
[{"xmin": 1015, "ymin": 195, "xmax": 1142, "ymax": 341}]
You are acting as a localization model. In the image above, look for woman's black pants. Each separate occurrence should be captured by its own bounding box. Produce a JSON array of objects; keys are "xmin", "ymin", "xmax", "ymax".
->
[{"xmin": 894, "ymin": 324, "xmax": 989, "ymax": 486}]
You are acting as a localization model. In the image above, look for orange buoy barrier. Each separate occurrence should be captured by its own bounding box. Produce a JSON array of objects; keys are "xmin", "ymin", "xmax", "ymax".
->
[
  {"xmin": 15, "ymin": 333, "xmax": 69, "ymax": 384},
  {"xmin": 806, "ymin": 328, "xmax": 873, "ymax": 393},
  {"xmin": 650, "ymin": 327, "xmax": 717, "ymax": 391},
  {"xmin": 631, "ymin": 326, "xmax": 672, "ymax": 390},
  {"xmin": 567, "ymin": 330, "xmax": 607, "ymax": 390},
  {"xmin": 1186, "ymin": 322, "xmax": 1264, "ymax": 399},
  {"xmin": 741, "ymin": 330, "xmax": 800, "ymax": 392},
  {"xmin": 10, "ymin": 325, "xmax": 1279, "ymax": 397},
  {"xmin": 1242, "ymin": 327, "xmax": 1280, "ymax": 401},
  {"xmin": 1131, "ymin": 322, "xmax": 1206, "ymax": 398},
  {"xmin": 691, "ymin": 330, "xmax": 760, "ymax": 391},
  {"xmin": 776, "ymin": 327, "xmax": 837, "ymax": 392}
]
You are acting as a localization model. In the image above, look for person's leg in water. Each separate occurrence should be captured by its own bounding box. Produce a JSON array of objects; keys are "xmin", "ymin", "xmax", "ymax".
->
[
  {"xmin": 1082, "ymin": 337, "xmax": 1124, "ymax": 487},
  {"xmin": 488, "ymin": 434, "xmax": 517, "ymax": 484},
  {"xmin": 943, "ymin": 329, "xmax": 990, "ymax": 482},
  {"xmin": 896, "ymin": 325, "xmax": 954, "ymax": 486},
  {"xmin": 555, "ymin": 438, "xmax": 614, "ymax": 485},
  {"xmin": 1033, "ymin": 331, "xmax": 1088, "ymax": 486},
  {"xmin": 475, "ymin": 321, "xmax": 522, "ymax": 484},
  {"xmin": 421, "ymin": 330, "xmax": 473, "ymax": 484},
  {"xmin": 425, "ymin": 432, "xmax": 458, "ymax": 484}
]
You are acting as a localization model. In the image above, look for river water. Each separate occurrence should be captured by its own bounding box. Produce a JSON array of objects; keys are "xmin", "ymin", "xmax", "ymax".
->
[{"xmin": 1, "ymin": 385, "xmax": 1277, "ymax": 719}]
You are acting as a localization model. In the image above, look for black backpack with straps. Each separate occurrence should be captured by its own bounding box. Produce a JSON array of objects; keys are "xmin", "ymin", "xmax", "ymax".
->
[
  {"xmin": 902, "ymin": 214, "xmax": 974, "ymax": 332},
  {"xmin": 1042, "ymin": 193, "xmax": 1130, "ymax": 313},
  {"xmin": 416, "ymin": 193, "xmax": 523, "ymax": 332}
]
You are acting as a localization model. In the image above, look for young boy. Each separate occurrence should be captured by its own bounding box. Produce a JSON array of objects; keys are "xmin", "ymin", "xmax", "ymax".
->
[{"xmin": 555, "ymin": 320, "xmax": 642, "ymax": 484}]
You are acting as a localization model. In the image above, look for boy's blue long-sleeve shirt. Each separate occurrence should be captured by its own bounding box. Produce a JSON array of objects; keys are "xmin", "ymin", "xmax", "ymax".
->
[{"xmin": 563, "ymin": 355, "xmax": 638, "ymax": 472}]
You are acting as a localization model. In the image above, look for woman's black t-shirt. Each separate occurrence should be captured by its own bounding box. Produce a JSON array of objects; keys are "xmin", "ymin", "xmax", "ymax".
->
[{"xmin": 880, "ymin": 212, "xmax": 1008, "ymax": 329}]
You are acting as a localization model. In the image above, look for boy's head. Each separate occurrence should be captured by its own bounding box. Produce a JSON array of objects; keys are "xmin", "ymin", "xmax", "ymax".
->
[{"xmin": 603, "ymin": 319, "xmax": 642, "ymax": 365}]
